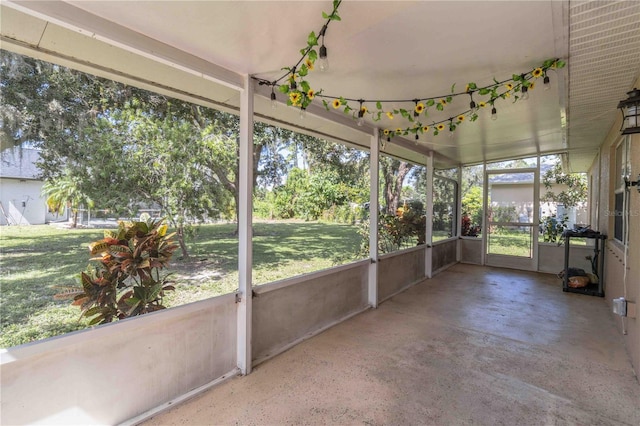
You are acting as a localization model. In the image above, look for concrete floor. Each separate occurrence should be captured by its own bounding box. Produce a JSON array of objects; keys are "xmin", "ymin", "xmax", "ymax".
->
[{"xmin": 144, "ymin": 264, "xmax": 640, "ymax": 425}]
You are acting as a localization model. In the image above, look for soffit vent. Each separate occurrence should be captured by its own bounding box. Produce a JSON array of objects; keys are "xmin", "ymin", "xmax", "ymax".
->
[{"xmin": 568, "ymin": 0, "xmax": 640, "ymax": 166}]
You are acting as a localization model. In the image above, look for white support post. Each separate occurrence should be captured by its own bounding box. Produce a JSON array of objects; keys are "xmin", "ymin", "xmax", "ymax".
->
[
  {"xmin": 368, "ymin": 129, "xmax": 380, "ymax": 308},
  {"xmin": 237, "ymin": 75, "xmax": 254, "ymax": 375},
  {"xmin": 425, "ymin": 152, "xmax": 434, "ymax": 278},
  {"xmin": 481, "ymin": 162, "xmax": 487, "ymax": 265},
  {"xmin": 456, "ymin": 165, "xmax": 463, "ymax": 262},
  {"xmin": 533, "ymin": 156, "xmax": 541, "ymax": 269}
]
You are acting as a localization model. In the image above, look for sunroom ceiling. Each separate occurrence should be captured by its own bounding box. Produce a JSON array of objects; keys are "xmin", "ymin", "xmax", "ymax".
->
[{"xmin": 2, "ymin": 1, "xmax": 640, "ymax": 171}]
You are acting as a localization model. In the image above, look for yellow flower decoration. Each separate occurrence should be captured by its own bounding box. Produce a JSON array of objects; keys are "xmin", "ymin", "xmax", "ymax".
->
[
  {"xmin": 415, "ymin": 103, "xmax": 425, "ymax": 114},
  {"xmin": 505, "ymin": 83, "xmax": 514, "ymax": 91},
  {"xmin": 465, "ymin": 84, "xmax": 471, "ymax": 92},
  {"xmin": 332, "ymin": 99, "xmax": 341, "ymax": 109},
  {"xmin": 386, "ymin": 112, "xmax": 394, "ymax": 120},
  {"xmin": 457, "ymin": 115, "xmax": 465, "ymax": 122},
  {"xmin": 422, "ymin": 126, "xmax": 430, "ymax": 132},
  {"xmin": 478, "ymin": 101, "xmax": 487, "ymax": 108},
  {"xmin": 383, "ymin": 129, "xmax": 390, "ymax": 136},
  {"xmin": 436, "ymin": 124, "xmax": 445, "ymax": 131},
  {"xmin": 395, "ymin": 128, "xmax": 403, "ymax": 134},
  {"xmin": 305, "ymin": 59, "xmax": 314, "ymax": 71},
  {"xmin": 307, "ymin": 89, "xmax": 315, "ymax": 100},
  {"xmin": 504, "ymin": 92, "xmax": 511, "ymax": 98},
  {"xmin": 360, "ymin": 106, "xmax": 368, "ymax": 114},
  {"xmin": 532, "ymin": 68, "xmax": 543, "ymax": 78},
  {"xmin": 289, "ymin": 92, "xmax": 301, "ymax": 105},
  {"xmin": 440, "ymin": 99, "xmax": 447, "ymax": 105},
  {"xmin": 529, "ymin": 82, "xmax": 536, "ymax": 90}
]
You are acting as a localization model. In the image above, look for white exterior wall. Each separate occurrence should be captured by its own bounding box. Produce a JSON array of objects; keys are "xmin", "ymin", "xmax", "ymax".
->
[
  {"xmin": 493, "ymin": 182, "xmax": 588, "ymax": 227},
  {"xmin": 0, "ymin": 178, "xmax": 48, "ymax": 225}
]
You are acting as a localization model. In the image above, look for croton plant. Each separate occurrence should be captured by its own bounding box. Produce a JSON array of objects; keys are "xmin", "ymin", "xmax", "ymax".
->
[{"xmin": 56, "ymin": 218, "xmax": 178, "ymax": 325}]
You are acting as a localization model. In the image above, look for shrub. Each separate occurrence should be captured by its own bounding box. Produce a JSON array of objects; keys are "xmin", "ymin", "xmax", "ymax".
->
[{"xmin": 55, "ymin": 218, "xmax": 178, "ymax": 325}]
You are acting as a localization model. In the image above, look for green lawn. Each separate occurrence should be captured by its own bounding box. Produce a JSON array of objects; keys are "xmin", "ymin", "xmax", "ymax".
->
[
  {"xmin": 0, "ymin": 221, "xmax": 362, "ymax": 348},
  {"xmin": 0, "ymin": 221, "xmax": 584, "ymax": 348}
]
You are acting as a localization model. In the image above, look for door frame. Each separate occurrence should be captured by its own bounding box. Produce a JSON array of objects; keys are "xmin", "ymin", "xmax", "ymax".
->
[{"xmin": 483, "ymin": 167, "xmax": 540, "ymax": 271}]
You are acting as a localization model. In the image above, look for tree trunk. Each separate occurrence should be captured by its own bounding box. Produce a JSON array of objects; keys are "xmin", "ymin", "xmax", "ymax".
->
[
  {"xmin": 176, "ymin": 224, "xmax": 190, "ymax": 259},
  {"xmin": 381, "ymin": 159, "xmax": 413, "ymax": 215}
]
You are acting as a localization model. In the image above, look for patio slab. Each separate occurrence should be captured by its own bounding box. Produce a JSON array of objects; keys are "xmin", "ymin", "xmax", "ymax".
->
[{"xmin": 144, "ymin": 264, "xmax": 639, "ymax": 425}]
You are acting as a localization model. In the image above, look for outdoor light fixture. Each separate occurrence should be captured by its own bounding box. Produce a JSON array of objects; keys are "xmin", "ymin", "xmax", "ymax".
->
[
  {"xmin": 270, "ymin": 87, "xmax": 277, "ymax": 109},
  {"xmin": 625, "ymin": 175, "xmax": 640, "ymax": 194},
  {"xmin": 299, "ymin": 107, "xmax": 306, "ymax": 120},
  {"xmin": 521, "ymin": 85, "xmax": 529, "ymax": 101},
  {"xmin": 617, "ymin": 88, "xmax": 640, "ymax": 135},
  {"xmin": 491, "ymin": 106, "xmax": 498, "ymax": 121}
]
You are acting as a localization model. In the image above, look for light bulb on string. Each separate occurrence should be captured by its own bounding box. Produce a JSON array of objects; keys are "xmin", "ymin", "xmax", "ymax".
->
[
  {"xmin": 469, "ymin": 93, "xmax": 477, "ymax": 113},
  {"xmin": 299, "ymin": 107, "xmax": 306, "ymax": 120},
  {"xmin": 270, "ymin": 87, "xmax": 277, "ymax": 109},
  {"xmin": 318, "ymin": 25, "xmax": 329, "ymax": 72},
  {"xmin": 318, "ymin": 45, "xmax": 329, "ymax": 72},
  {"xmin": 521, "ymin": 85, "xmax": 529, "ymax": 101},
  {"xmin": 543, "ymin": 74, "xmax": 551, "ymax": 91},
  {"xmin": 491, "ymin": 106, "xmax": 498, "ymax": 121},
  {"xmin": 357, "ymin": 100, "xmax": 365, "ymax": 126},
  {"xmin": 415, "ymin": 133, "xmax": 419, "ymax": 145}
]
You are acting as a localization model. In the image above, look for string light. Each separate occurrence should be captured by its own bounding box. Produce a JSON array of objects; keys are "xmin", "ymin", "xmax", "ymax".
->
[
  {"xmin": 251, "ymin": 0, "xmax": 565, "ymax": 142},
  {"xmin": 270, "ymin": 86, "xmax": 277, "ymax": 109},
  {"xmin": 290, "ymin": 68, "xmax": 297, "ymax": 91},
  {"xmin": 357, "ymin": 100, "xmax": 365, "ymax": 126},
  {"xmin": 469, "ymin": 93, "xmax": 477, "ymax": 113},
  {"xmin": 300, "ymin": 107, "xmax": 306, "ymax": 120},
  {"xmin": 318, "ymin": 25, "xmax": 329, "ymax": 72}
]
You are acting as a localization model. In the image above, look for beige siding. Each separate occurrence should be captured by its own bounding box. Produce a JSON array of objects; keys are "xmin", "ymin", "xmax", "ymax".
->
[{"xmin": 590, "ymin": 76, "xmax": 640, "ymax": 375}]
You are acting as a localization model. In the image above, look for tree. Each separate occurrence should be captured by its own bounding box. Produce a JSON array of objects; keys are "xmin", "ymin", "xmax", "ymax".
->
[
  {"xmin": 42, "ymin": 170, "xmax": 94, "ymax": 227},
  {"xmin": 1, "ymin": 51, "xmax": 263, "ymax": 253},
  {"xmin": 541, "ymin": 161, "xmax": 587, "ymax": 208},
  {"xmin": 461, "ymin": 186, "xmax": 483, "ymax": 227},
  {"xmin": 1, "ymin": 51, "xmax": 109, "ymax": 152},
  {"xmin": 380, "ymin": 156, "xmax": 414, "ymax": 215}
]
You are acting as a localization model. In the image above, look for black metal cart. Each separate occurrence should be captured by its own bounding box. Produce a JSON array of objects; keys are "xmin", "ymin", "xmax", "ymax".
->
[{"xmin": 563, "ymin": 230, "xmax": 607, "ymax": 297}]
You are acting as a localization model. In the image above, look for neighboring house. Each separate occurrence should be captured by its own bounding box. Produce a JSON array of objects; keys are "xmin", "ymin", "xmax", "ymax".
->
[
  {"xmin": 490, "ymin": 180, "xmax": 588, "ymax": 229},
  {"xmin": 0, "ymin": 147, "xmax": 64, "ymax": 225}
]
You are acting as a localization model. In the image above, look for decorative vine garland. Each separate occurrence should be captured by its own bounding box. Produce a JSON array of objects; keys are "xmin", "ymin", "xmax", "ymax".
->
[{"xmin": 253, "ymin": 0, "xmax": 566, "ymax": 142}]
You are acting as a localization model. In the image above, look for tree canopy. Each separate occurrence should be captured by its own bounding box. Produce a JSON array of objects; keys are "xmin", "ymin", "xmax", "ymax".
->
[{"xmin": 1, "ymin": 50, "xmax": 384, "ymax": 255}]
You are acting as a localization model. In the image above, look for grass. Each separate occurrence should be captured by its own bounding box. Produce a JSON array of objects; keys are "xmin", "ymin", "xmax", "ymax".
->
[
  {"xmin": 0, "ymin": 221, "xmax": 362, "ymax": 348},
  {"xmin": 489, "ymin": 230, "xmax": 532, "ymax": 257},
  {"xmin": 1, "ymin": 221, "xmax": 581, "ymax": 348}
]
